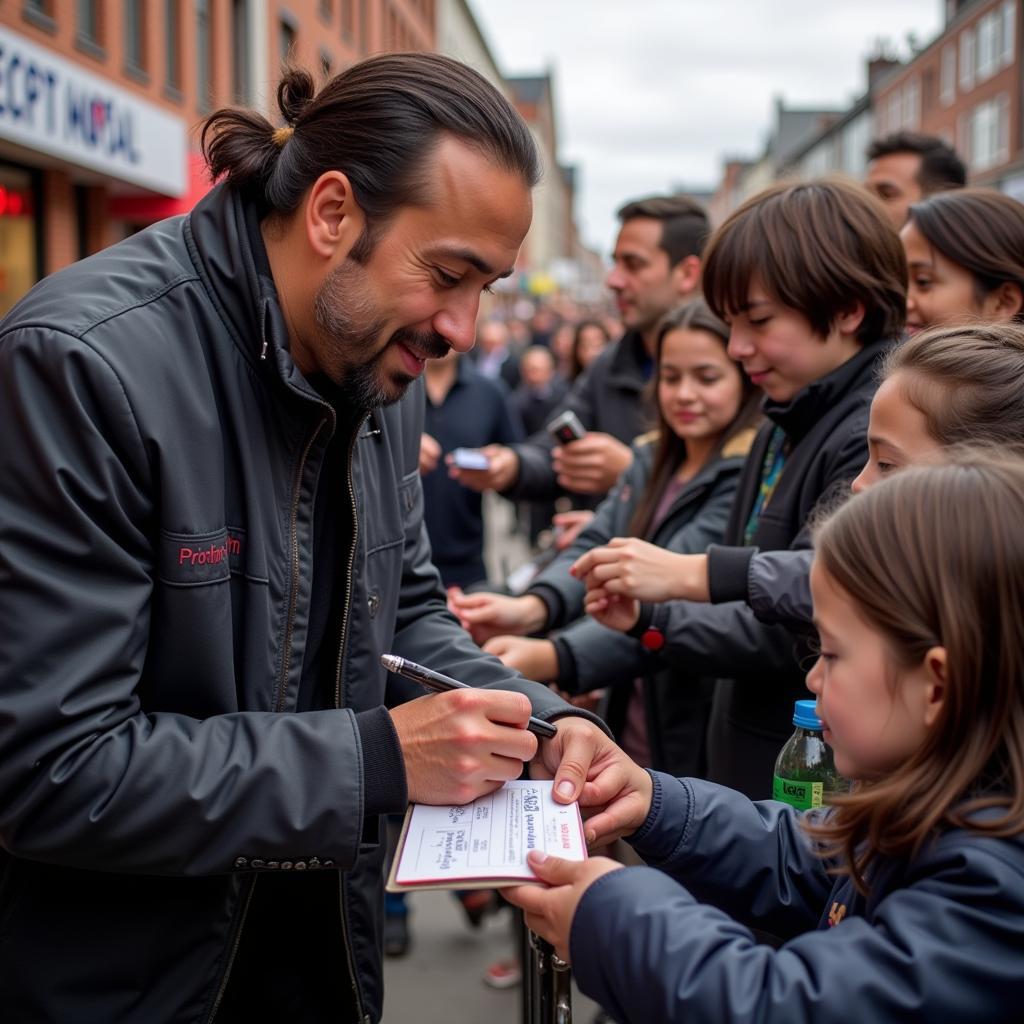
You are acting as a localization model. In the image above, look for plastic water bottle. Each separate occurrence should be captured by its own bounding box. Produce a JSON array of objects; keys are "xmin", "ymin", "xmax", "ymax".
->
[{"xmin": 772, "ymin": 700, "xmax": 848, "ymax": 810}]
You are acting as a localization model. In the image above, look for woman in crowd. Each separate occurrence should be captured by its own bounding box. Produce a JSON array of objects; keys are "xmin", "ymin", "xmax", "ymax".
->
[
  {"xmin": 570, "ymin": 319, "xmax": 612, "ymax": 379},
  {"xmin": 507, "ymin": 453, "xmax": 1024, "ymax": 1024},
  {"xmin": 450, "ymin": 300, "xmax": 761, "ymax": 776},
  {"xmin": 902, "ymin": 186, "xmax": 1024, "ymax": 333}
]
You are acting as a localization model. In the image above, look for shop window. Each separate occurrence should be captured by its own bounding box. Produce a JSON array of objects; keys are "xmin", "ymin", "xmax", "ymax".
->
[
  {"xmin": 23, "ymin": 1, "xmax": 57, "ymax": 33},
  {"xmin": 0, "ymin": 166, "xmax": 40, "ymax": 318}
]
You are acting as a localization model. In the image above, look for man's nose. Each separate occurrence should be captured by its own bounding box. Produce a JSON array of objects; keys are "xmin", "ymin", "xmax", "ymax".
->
[
  {"xmin": 434, "ymin": 295, "xmax": 481, "ymax": 353},
  {"xmin": 605, "ymin": 265, "xmax": 626, "ymax": 291}
]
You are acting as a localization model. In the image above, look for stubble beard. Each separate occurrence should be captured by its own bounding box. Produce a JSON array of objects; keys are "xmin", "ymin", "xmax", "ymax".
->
[{"xmin": 313, "ymin": 260, "xmax": 451, "ymax": 409}]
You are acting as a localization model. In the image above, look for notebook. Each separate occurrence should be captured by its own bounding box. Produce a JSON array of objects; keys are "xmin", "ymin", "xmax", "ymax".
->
[{"xmin": 386, "ymin": 780, "xmax": 587, "ymax": 892}]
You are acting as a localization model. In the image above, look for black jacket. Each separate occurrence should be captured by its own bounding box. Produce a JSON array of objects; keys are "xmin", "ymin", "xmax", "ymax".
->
[
  {"xmin": 573, "ymin": 774, "xmax": 1024, "ymax": 1024},
  {"xmin": 504, "ymin": 330, "xmax": 652, "ymax": 504},
  {"xmin": 527, "ymin": 433, "xmax": 753, "ymax": 776},
  {"xmin": 635, "ymin": 340, "xmax": 887, "ymax": 798},
  {"xmin": 0, "ymin": 184, "xmax": 604, "ymax": 1023}
]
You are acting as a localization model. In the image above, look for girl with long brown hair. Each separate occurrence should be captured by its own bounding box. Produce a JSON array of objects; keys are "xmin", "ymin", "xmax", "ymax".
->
[{"xmin": 506, "ymin": 452, "xmax": 1024, "ymax": 1023}]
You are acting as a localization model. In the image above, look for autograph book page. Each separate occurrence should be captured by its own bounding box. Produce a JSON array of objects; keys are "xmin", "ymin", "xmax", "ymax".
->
[{"xmin": 387, "ymin": 780, "xmax": 587, "ymax": 892}]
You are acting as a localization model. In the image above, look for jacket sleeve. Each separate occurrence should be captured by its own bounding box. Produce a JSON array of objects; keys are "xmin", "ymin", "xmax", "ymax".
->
[
  {"xmin": 744, "ymin": 548, "xmax": 815, "ymax": 631},
  {"xmin": 628, "ymin": 774, "xmax": 834, "ymax": 934},
  {"xmin": 573, "ymin": 778, "xmax": 1024, "ymax": 1023},
  {"xmin": 0, "ymin": 327, "xmax": 375, "ymax": 876},
  {"xmin": 503, "ymin": 362, "xmax": 601, "ymax": 502},
  {"xmin": 555, "ymin": 470, "xmax": 741, "ymax": 692},
  {"xmin": 642, "ymin": 596, "xmax": 803, "ymax": 677}
]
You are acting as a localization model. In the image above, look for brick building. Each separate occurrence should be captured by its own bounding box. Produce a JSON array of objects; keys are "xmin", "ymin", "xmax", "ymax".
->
[
  {"xmin": 871, "ymin": 0, "xmax": 1022, "ymax": 194},
  {"xmin": 0, "ymin": 1, "xmax": 435, "ymax": 316}
]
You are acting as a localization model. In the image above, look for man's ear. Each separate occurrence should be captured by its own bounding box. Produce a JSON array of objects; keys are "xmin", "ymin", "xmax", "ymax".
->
[
  {"xmin": 921, "ymin": 645, "xmax": 947, "ymax": 728},
  {"xmin": 671, "ymin": 254, "xmax": 702, "ymax": 299},
  {"xmin": 833, "ymin": 301, "xmax": 866, "ymax": 340},
  {"xmin": 303, "ymin": 171, "xmax": 366, "ymax": 261}
]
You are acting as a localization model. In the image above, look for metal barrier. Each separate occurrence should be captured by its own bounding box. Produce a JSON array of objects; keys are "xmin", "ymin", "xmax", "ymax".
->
[{"xmin": 520, "ymin": 914, "xmax": 572, "ymax": 1024}]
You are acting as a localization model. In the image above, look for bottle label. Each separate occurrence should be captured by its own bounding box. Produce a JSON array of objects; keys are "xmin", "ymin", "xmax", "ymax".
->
[{"xmin": 772, "ymin": 776, "xmax": 823, "ymax": 810}]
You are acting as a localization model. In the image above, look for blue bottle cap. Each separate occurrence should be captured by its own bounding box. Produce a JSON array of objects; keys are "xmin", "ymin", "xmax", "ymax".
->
[{"xmin": 793, "ymin": 699, "xmax": 822, "ymax": 730}]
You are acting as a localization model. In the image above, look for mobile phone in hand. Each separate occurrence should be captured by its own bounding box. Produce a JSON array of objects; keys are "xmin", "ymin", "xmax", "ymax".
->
[
  {"xmin": 546, "ymin": 410, "xmax": 586, "ymax": 445},
  {"xmin": 451, "ymin": 447, "xmax": 491, "ymax": 471}
]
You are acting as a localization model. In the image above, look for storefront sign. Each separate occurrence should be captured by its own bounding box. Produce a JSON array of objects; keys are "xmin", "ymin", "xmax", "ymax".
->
[{"xmin": 0, "ymin": 25, "xmax": 186, "ymax": 196}]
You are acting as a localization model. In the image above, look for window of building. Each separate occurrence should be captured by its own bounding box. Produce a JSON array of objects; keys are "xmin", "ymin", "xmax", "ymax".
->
[
  {"xmin": 901, "ymin": 78, "xmax": 920, "ymax": 130},
  {"xmin": 23, "ymin": 0, "xmax": 56, "ymax": 31},
  {"xmin": 359, "ymin": 0, "xmax": 369, "ymax": 50},
  {"xmin": 232, "ymin": 0, "xmax": 250, "ymax": 103},
  {"xmin": 320, "ymin": 48, "xmax": 333, "ymax": 80},
  {"xmin": 940, "ymin": 43, "xmax": 956, "ymax": 106},
  {"xmin": 960, "ymin": 26, "xmax": 975, "ymax": 91},
  {"xmin": 320, "ymin": 0, "xmax": 333, "ymax": 22},
  {"xmin": 196, "ymin": 0, "xmax": 212, "ymax": 114},
  {"xmin": 76, "ymin": 0, "xmax": 103, "ymax": 51},
  {"xmin": 969, "ymin": 92, "xmax": 1010, "ymax": 170},
  {"xmin": 164, "ymin": 1, "xmax": 182, "ymax": 93},
  {"xmin": 124, "ymin": 0, "xmax": 147, "ymax": 76},
  {"xmin": 886, "ymin": 90, "xmax": 901, "ymax": 134},
  {"xmin": 280, "ymin": 16, "xmax": 298, "ymax": 64},
  {"xmin": 1002, "ymin": 0, "xmax": 1017, "ymax": 68},
  {"xmin": 976, "ymin": 9, "xmax": 999, "ymax": 80}
]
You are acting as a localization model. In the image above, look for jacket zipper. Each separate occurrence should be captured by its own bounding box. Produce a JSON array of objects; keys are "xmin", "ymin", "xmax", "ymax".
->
[
  {"xmin": 205, "ymin": 876, "xmax": 257, "ymax": 1024},
  {"xmin": 206, "ymin": 411, "xmax": 329, "ymax": 1021},
  {"xmin": 333, "ymin": 413, "xmax": 368, "ymax": 1022},
  {"xmin": 274, "ymin": 416, "xmax": 329, "ymax": 713}
]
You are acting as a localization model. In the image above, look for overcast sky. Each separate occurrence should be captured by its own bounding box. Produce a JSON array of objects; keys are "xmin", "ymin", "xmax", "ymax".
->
[{"xmin": 467, "ymin": 0, "xmax": 943, "ymax": 254}]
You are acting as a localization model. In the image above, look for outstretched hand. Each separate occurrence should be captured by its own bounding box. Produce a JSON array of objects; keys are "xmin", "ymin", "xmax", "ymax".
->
[
  {"xmin": 504, "ymin": 852, "xmax": 623, "ymax": 962},
  {"xmin": 572, "ymin": 539, "xmax": 710, "ymax": 604}
]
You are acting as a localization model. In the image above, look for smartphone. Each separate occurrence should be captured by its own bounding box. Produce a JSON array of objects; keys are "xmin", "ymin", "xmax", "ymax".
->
[
  {"xmin": 451, "ymin": 447, "xmax": 491, "ymax": 471},
  {"xmin": 546, "ymin": 410, "xmax": 586, "ymax": 445}
]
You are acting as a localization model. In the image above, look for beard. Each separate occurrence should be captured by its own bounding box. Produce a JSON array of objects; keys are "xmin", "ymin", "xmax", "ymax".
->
[{"xmin": 313, "ymin": 260, "xmax": 450, "ymax": 409}]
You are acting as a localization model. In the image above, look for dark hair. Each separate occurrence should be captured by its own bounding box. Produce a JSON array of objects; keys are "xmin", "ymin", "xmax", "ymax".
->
[
  {"xmin": 201, "ymin": 54, "xmax": 540, "ymax": 250},
  {"xmin": 866, "ymin": 131, "xmax": 967, "ymax": 193},
  {"xmin": 628, "ymin": 300, "xmax": 762, "ymax": 537},
  {"xmin": 906, "ymin": 188, "xmax": 1024, "ymax": 320},
  {"xmin": 570, "ymin": 320, "xmax": 610, "ymax": 379},
  {"xmin": 702, "ymin": 178, "xmax": 907, "ymax": 345},
  {"xmin": 883, "ymin": 321, "xmax": 1024, "ymax": 445},
  {"xmin": 808, "ymin": 455, "xmax": 1024, "ymax": 892},
  {"xmin": 616, "ymin": 195, "xmax": 710, "ymax": 267}
]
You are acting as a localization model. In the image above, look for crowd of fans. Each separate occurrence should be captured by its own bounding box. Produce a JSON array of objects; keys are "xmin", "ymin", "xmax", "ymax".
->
[{"xmin": 396, "ymin": 128, "xmax": 1024, "ymax": 1024}]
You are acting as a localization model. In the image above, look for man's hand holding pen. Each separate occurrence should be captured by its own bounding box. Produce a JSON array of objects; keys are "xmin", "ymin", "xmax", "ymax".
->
[
  {"xmin": 384, "ymin": 658, "xmax": 648, "ymax": 848},
  {"xmin": 389, "ymin": 688, "xmax": 539, "ymax": 806}
]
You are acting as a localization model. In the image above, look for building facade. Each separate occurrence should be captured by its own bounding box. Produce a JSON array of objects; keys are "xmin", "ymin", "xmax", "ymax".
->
[
  {"xmin": 871, "ymin": 0, "xmax": 1022, "ymax": 195},
  {"xmin": 0, "ymin": 1, "xmax": 434, "ymax": 316}
]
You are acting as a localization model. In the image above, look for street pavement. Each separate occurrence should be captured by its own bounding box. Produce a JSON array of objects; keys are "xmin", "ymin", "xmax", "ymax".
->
[{"xmin": 381, "ymin": 888, "xmax": 601, "ymax": 1023}]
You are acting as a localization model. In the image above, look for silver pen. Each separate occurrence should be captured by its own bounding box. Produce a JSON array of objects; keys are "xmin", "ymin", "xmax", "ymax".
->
[{"xmin": 380, "ymin": 654, "xmax": 558, "ymax": 738}]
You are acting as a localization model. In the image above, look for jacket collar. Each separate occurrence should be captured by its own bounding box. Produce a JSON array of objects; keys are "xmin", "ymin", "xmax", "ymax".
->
[
  {"xmin": 604, "ymin": 329, "xmax": 652, "ymax": 391},
  {"xmin": 762, "ymin": 337, "xmax": 890, "ymax": 443},
  {"xmin": 186, "ymin": 184, "xmax": 321, "ymax": 402}
]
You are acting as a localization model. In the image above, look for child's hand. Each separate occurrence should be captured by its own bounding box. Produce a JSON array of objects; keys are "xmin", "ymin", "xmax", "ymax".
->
[
  {"xmin": 504, "ymin": 852, "xmax": 623, "ymax": 962},
  {"xmin": 583, "ymin": 587, "xmax": 640, "ymax": 632},
  {"xmin": 572, "ymin": 540, "xmax": 710, "ymax": 603},
  {"xmin": 483, "ymin": 636, "xmax": 559, "ymax": 683}
]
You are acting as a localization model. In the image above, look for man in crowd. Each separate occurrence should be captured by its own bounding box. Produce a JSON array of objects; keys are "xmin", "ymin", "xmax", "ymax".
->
[
  {"xmin": 468, "ymin": 317, "xmax": 523, "ymax": 391},
  {"xmin": 450, "ymin": 195, "xmax": 706, "ymax": 514},
  {"xmin": 0, "ymin": 53, "xmax": 623, "ymax": 1023},
  {"xmin": 865, "ymin": 130, "xmax": 967, "ymax": 228}
]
